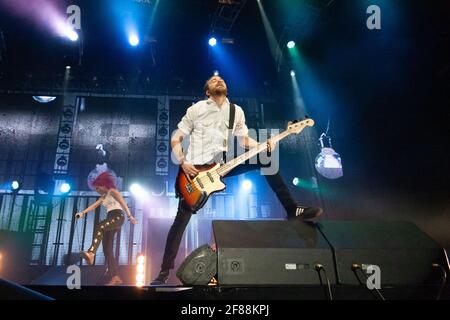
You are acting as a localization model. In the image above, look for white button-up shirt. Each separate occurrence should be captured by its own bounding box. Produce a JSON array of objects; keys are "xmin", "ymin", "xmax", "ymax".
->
[{"xmin": 177, "ymin": 98, "xmax": 249, "ymax": 165}]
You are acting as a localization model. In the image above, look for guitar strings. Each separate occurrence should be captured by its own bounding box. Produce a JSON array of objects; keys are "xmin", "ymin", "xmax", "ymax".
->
[
  {"xmin": 187, "ymin": 126, "xmax": 300, "ymax": 187},
  {"xmin": 192, "ymin": 143, "xmax": 269, "ymax": 186}
]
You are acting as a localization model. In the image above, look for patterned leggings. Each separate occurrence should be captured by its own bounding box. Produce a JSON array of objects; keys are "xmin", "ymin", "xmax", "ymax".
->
[{"xmin": 88, "ymin": 209, "xmax": 124, "ymax": 276}]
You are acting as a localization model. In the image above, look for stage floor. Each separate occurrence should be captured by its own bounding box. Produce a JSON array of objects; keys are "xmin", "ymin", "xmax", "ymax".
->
[{"xmin": 20, "ymin": 284, "xmax": 449, "ymax": 300}]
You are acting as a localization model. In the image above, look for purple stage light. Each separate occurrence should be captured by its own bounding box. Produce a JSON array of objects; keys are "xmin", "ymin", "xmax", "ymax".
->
[{"xmin": 0, "ymin": 0, "xmax": 78, "ymax": 40}]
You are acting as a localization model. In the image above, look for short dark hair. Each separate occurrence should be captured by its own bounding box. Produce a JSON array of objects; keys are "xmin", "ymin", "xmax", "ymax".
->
[{"xmin": 203, "ymin": 76, "xmax": 215, "ymax": 94}]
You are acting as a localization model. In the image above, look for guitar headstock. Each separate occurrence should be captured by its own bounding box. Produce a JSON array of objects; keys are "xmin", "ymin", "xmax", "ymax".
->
[{"xmin": 287, "ymin": 118, "xmax": 315, "ymax": 134}]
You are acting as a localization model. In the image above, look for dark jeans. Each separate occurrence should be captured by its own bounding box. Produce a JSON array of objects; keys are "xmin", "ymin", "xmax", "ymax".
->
[
  {"xmin": 160, "ymin": 162, "xmax": 297, "ymax": 271},
  {"xmin": 88, "ymin": 209, "xmax": 124, "ymax": 277}
]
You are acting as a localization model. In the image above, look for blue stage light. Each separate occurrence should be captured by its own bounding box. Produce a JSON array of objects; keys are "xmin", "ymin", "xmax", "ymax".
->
[
  {"xmin": 242, "ymin": 179, "xmax": 252, "ymax": 191},
  {"xmin": 59, "ymin": 182, "xmax": 71, "ymax": 194},
  {"xmin": 11, "ymin": 181, "xmax": 20, "ymax": 191},
  {"xmin": 129, "ymin": 34, "xmax": 140, "ymax": 46},
  {"xmin": 208, "ymin": 37, "xmax": 217, "ymax": 47},
  {"xmin": 287, "ymin": 41, "xmax": 296, "ymax": 49}
]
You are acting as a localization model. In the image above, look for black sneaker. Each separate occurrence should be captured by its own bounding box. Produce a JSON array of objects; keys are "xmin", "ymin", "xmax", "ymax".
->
[
  {"xmin": 290, "ymin": 206, "xmax": 323, "ymax": 222},
  {"xmin": 150, "ymin": 269, "xmax": 170, "ymax": 285}
]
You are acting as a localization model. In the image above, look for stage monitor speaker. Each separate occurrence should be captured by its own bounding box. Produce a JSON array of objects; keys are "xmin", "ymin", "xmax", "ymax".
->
[
  {"xmin": 176, "ymin": 244, "xmax": 217, "ymax": 285},
  {"xmin": 212, "ymin": 220, "xmax": 336, "ymax": 285},
  {"xmin": 0, "ymin": 231, "xmax": 33, "ymax": 284},
  {"xmin": 319, "ymin": 221, "xmax": 447, "ymax": 286}
]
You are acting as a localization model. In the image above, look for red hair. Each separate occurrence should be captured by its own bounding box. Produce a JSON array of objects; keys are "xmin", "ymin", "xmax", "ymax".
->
[{"xmin": 91, "ymin": 171, "xmax": 116, "ymax": 190}]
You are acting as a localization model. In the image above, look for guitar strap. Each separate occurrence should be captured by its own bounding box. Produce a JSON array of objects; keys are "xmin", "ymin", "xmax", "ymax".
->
[
  {"xmin": 222, "ymin": 103, "xmax": 236, "ymax": 163},
  {"xmin": 229, "ymin": 103, "xmax": 236, "ymax": 133}
]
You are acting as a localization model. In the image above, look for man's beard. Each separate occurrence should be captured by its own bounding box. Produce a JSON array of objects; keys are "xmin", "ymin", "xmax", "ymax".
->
[{"xmin": 209, "ymin": 86, "xmax": 227, "ymax": 96}]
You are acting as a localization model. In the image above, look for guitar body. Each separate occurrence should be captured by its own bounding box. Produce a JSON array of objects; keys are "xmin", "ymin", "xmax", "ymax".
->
[{"xmin": 176, "ymin": 163, "xmax": 226, "ymax": 211}]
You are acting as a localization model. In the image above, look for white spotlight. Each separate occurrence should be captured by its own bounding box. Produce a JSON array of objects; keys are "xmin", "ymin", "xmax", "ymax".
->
[
  {"xmin": 242, "ymin": 180, "xmax": 252, "ymax": 191},
  {"xmin": 129, "ymin": 35, "xmax": 140, "ymax": 46},
  {"xmin": 287, "ymin": 41, "xmax": 296, "ymax": 49},
  {"xmin": 67, "ymin": 29, "xmax": 79, "ymax": 41},
  {"xmin": 12, "ymin": 181, "xmax": 19, "ymax": 189},
  {"xmin": 11, "ymin": 181, "xmax": 21, "ymax": 192},
  {"xmin": 130, "ymin": 183, "xmax": 149, "ymax": 200},
  {"xmin": 208, "ymin": 37, "xmax": 217, "ymax": 47},
  {"xmin": 130, "ymin": 183, "xmax": 142, "ymax": 195},
  {"xmin": 60, "ymin": 182, "xmax": 71, "ymax": 194}
]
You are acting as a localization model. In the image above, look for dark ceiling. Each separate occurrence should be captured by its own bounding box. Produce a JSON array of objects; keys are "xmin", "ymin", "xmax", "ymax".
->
[
  {"xmin": 0, "ymin": 0, "xmax": 449, "ymax": 97},
  {"xmin": 2, "ymin": 0, "xmax": 446, "ymax": 95}
]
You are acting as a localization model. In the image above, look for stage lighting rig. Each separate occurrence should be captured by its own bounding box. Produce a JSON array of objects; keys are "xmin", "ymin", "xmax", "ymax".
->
[{"xmin": 209, "ymin": 0, "xmax": 248, "ymax": 44}]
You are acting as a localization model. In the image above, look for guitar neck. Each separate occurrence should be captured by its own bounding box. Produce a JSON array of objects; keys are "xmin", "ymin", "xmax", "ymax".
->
[{"xmin": 217, "ymin": 130, "xmax": 292, "ymax": 177}]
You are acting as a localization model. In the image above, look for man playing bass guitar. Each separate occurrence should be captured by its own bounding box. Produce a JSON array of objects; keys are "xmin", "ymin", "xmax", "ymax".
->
[{"xmin": 151, "ymin": 75, "xmax": 323, "ymax": 285}]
